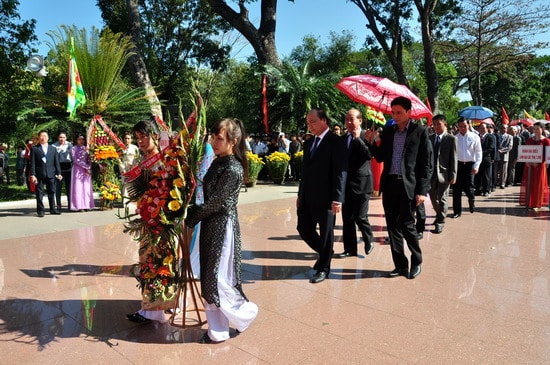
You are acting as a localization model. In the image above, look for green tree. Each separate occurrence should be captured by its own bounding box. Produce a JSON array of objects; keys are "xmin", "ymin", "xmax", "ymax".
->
[
  {"xmin": 205, "ymin": 0, "xmax": 284, "ymax": 66},
  {"xmin": 98, "ymin": 0, "xmax": 231, "ymax": 108},
  {"xmin": 45, "ymin": 26, "xmax": 151, "ymax": 131},
  {"xmin": 442, "ymin": 0, "xmax": 550, "ymax": 105},
  {"xmin": 0, "ymin": 0, "xmax": 39, "ymax": 144},
  {"xmin": 263, "ymin": 62, "xmax": 346, "ymax": 132}
]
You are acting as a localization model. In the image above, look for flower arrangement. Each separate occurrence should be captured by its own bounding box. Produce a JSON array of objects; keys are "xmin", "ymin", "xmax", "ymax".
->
[
  {"xmin": 99, "ymin": 181, "xmax": 122, "ymax": 208},
  {"xmin": 265, "ymin": 151, "xmax": 290, "ymax": 183},
  {"xmin": 123, "ymin": 110, "xmax": 205, "ymax": 310},
  {"xmin": 89, "ymin": 122, "xmax": 122, "ymax": 194},
  {"xmin": 293, "ymin": 150, "xmax": 304, "ymax": 179},
  {"xmin": 246, "ymin": 151, "xmax": 265, "ymax": 185}
]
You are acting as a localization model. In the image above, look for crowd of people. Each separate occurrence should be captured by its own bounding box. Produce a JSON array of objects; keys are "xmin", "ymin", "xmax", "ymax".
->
[{"xmin": 2, "ymin": 130, "xmax": 143, "ymax": 216}]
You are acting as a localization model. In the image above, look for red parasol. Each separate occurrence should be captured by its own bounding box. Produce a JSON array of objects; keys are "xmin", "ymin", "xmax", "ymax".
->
[{"xmin": 335, "ymin": 75, "xmax": 432, "ymax": 120}]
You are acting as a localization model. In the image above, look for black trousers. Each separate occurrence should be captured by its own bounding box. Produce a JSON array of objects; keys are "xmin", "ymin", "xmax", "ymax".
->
[
  {"xmin": 297, "ymin": 204, "xmax": 335, "ymax": 274},
  {"xmin": 453, "ymin": 161, "xmax": 475, "ymax": 214},
  {"xmin": 35, "ymin": 176, "xmax": 56, "ymax": 214},
  {"xmin": 342, "ymin": 191, "xmax": 373, "ymax": 254},
  {"xmin": 55, "ymin": 169, "xmax": 72, "ymax": 208},
  {"xmin": 382, "ymin": 176, "xmax": 422, "ymax": 270}
]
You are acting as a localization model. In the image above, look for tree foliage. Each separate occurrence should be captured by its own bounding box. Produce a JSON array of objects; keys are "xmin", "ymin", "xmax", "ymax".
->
[
  {"xmin": 97, "ymin": 0, "xmax": 232, "ymax": 106},
  {"xmin": 0, "ymin": 0, "xmax": 39, "ymax": 144},
  {"xmin": 441, "ymin": 0, "xmax": 550, "ymax": 105}
]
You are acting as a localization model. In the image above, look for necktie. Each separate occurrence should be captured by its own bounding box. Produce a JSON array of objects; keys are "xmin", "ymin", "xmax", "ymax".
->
[
  {"xmin": 434, "ymin": 135, "xmax": 440, "ymax": 164},
  {"xmin": 311, "ymin": 136, "xmax": 320, "ymax": 156},
  {"xmin": 347, "ymin": 133, "xmax": 352, "ymax": 149}
]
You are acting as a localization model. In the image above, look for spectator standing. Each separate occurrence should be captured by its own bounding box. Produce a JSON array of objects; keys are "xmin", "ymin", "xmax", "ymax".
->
[
  {"xmin": 506, "ymin": 126, "xmax": 521, "ymax": 186},
  {"xmin": 0, "ymin": 146, "xmax": 9, "ymax": 184},
  {"xmin": 29, "ymin": 130, "xmax": 62, "ymax": 217},
  {"xmin": 15, "ymin": 146, "xmax": 26, "ymax": 186},
  {"xmin": 53, "ymin": 132, "xmax": 73, "ymax": 210},
  {"xmin": 497, "ymin": 125, "xmax": 513, "ymax": 189},
  {"xmin": 519, "ymin": 122, "xmax": 550, "ymax": 210},
  {"xmin": 119, "ymin": 132, "xmax": 140, "ymax": 202},
  {"xmin": 70, "ymin": 133, "xmax": 95, "ymax": 212}
]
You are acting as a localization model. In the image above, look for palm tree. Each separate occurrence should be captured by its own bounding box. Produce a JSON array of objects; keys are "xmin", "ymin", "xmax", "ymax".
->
[
  {"xmin": 46, "ymin": 26, "xmax": 151, "ymax": 129},
  {"xmin": 263, "ymin": 62, "xmax": 346, "ymax": 132}
]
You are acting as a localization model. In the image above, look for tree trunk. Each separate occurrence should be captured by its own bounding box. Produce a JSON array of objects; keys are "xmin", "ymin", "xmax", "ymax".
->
[
  {"xmin": 414, "ymin": 0, "xmax": 439, "ymax": 112},
  {"xmin": 206, "ymin": 0, "xmax": 282, "ymax": 67},
  {"xmin": 126, "ymin": 0, "xmax": 162, "ymax": 117}
]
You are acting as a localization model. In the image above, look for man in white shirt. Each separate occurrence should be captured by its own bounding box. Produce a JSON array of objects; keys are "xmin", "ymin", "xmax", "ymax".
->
[{"xmin": 451, "ymin": 118, "xmax": 482, "ymax": 218}]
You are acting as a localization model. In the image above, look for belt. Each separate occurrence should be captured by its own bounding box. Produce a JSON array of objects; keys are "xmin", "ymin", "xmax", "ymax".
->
[
  {"xmin": 458, "ymin": 161, "xmax": 473, "ymax": 164},
  {"xmin": 389, "ymin": 174, "xmax": 403, "ymax": 180}
]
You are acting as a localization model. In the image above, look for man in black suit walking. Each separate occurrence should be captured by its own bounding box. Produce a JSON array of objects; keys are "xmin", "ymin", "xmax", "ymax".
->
[
  {"xmin": 366, "ymin": 97, "xmax": 433, "ymax": 279},
  {"xmin": 428, "ymin": 114, "xmax": 457, "ymax": 234},
  {"xmin": 333, "ymin": 108, "xmax": 374, "ymax": 258},
  {"xmin": 29, "ymin": 130, "xmax": 63, "ymax": 217},
  {"xmin": 475, "ymin": 122, "xmax": 495, "ymax": 196},
  {"xmin": 297, "ymin": 108, "xmax": 347, "ymax": 283}
]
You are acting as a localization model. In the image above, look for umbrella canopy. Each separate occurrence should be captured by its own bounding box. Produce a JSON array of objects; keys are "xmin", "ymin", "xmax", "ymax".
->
[
  {"xmin": 459, "ymin": 106, "xmax": 494, "ymax": 120},
  {"xmin": 510, "ymin": 119, "xmax": 533, "ymax": 127},
  {"xmin": 511, "ymin": 119, "xmax": 549, "ymax": 127},
  {"xmin": 335, "ymin": 75, "xmax": 432, "ymax": 120},
  {"xmin": 471, "ymin": 118, "xmax": 495, "ymax": 127}
]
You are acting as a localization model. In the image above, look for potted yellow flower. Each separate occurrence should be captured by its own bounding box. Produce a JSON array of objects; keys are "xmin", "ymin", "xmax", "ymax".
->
[
  {"xmin": 265, "ymin": 151, "xmax": 290, "ymax": 184},
  {"xmin": 246, "ymin": 151, "xmax": 265, "ymax": 187},
  {"xmin": 292, "ymin": 150, "xmax": 304, "ymax": 180}
]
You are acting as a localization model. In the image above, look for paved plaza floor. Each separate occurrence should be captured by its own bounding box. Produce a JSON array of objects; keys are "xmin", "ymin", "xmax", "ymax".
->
[{"xmin": 0, "ymin": 182, "xmax": 549, "ymax": 364}]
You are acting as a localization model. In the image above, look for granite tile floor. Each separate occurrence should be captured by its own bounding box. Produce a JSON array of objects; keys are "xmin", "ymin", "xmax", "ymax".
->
[{"xmin": 0, "ymin": 182, "xmax": 548, "ymax": 364}]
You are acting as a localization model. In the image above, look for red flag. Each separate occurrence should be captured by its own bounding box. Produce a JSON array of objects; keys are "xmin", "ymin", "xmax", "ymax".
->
[
  {"xmin": 425, "ymin": 98, "xmax": 432, "ymax": 126},
  {"xmin": 262, "ymin": 74, "xmax": 268, "ymax": 134},
  {"xmin": 545, "ymin": 111, "xmax": 550, "ymax": 121},
  {"xmin": 501, "ymin": 106, "xmax": 510, "ymax": 125}
]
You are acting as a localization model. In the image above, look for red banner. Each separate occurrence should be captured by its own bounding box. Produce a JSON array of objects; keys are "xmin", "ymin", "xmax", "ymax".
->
[
  {"xmin": 425, "ymin": 97, "xmax": 432, "ymax": 126},
  {"xmin": 501, "ymin": 106, "xmax": 510, "ymax": 125},
  {"xmin": 94, "ymin": 115, "xmax": 127, "ymax": 150}
]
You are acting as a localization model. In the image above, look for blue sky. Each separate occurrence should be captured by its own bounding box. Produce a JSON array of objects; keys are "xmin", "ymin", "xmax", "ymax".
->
[
  {"xmin": 19, "ymin": 0, "xmax": 549, "ymax": 59},
  {"xmin": 19, "ymin": 0, "xmax": 368, "ymax": 58}
]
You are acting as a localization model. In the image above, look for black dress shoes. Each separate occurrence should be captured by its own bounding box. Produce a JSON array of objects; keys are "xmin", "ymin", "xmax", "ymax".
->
[
  {"xmin": 37, "ymin": 212, "xmax": 45, "ymax": 217},
  {"xmin": 417, "ymin": 232, "xmax": 424, "ymax": 240},
  {"xmin": 198, "ymin": 332, "xmax": 224, "ymax": 344},
  {"xmin": 387, "ymin": 268, "xmax": 408, "ymax": 278},
  {"xmin": 431, "ymin": 226, "xmax": 443, "ymax": 234},
  {"xmin": 126, "ymin": 312, "xmax": 151, "ymax": 323},
  {"xmin": 310, "ymin": 271, "xmax": 327, "ymax": 283},
  {"xmin": 469, "ymin": 202, "xmax": 475, "ymax": 213},
  {"xmin": 450, "ymin": 213, "xmax": 461, "ymax": 219},
  {"xmin": 51, "ymin": 211, "xmax": 61, "ymax": 215},
  {"xmin": 364, "ymin": 242, "xmax": 374, "ymax": 255},
  {"xmin": 409, "ymin": 265, "xmax": 422, "ymax": 279},
  {"xmin": 332, "ymin": 252, "xmax": 357, "ymax": 259}
]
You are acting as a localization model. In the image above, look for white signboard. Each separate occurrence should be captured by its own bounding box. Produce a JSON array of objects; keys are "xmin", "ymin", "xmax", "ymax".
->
[
  {"xmin": 518, "ymin": 145, "xmax": 543, "ymax": 163},
  {"xmin": 546, "ymin": 146, "xmax": 550, "ymax": 164}
]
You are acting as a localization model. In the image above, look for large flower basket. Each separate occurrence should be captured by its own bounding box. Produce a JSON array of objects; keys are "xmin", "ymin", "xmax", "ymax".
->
[
  {"xmin": 88, "ymin": 115, "xmax": 125, "ymax": 208},
  {"xmin": 246, "ymin": 151, "xmax": 265, "ymax": 187},
  {"xmin": 266, "ymin": 151, "xmax": 290, "ymax": 184}
]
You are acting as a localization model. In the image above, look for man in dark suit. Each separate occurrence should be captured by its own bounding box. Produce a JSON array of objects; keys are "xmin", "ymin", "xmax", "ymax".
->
[
  {"xmin": 428, "ymin": 114, "xmax": 457, "ymax": 234},
  {"xmin": 366, "ymin": 97, "xmax": 433, "ymax": 279},
  {"xmin": 30, "ymin": 130, "xmax": 63, "ymax": 217},
  {"xmin": 297, "ymin": 108, "xmax": 347, "ymax": 283},
  {"xmin": 475, "ymin": 122, "xmax": 495, "ymax": 196},
  {"xmin": 334, "ymin": 108, "xmax": 374, "ymax": 258}
]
